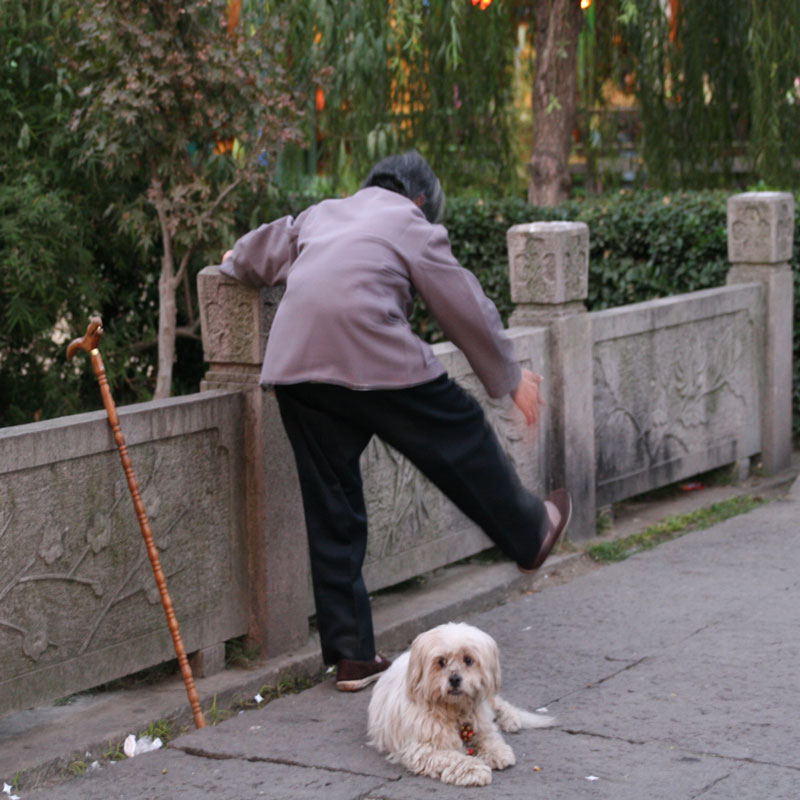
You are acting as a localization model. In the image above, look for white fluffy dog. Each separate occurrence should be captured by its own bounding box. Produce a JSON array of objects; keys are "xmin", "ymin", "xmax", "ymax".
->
[{"xmin": 367, "ymin": 622, "xmax": 553, "ymax": 786}]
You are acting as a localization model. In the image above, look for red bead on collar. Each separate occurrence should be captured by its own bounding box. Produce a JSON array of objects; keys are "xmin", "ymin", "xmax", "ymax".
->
[{"xmin": 460, "ymin": 722, "xmax": 476, "ymax": 756}]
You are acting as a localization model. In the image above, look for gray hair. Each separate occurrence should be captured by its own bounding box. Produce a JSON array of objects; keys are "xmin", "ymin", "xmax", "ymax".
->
[{"xmin": 362, "ymin": 150, "xmax": 446, "ymax": 224}]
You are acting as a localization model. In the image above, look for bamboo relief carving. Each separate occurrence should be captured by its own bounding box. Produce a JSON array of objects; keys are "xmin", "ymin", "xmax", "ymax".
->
[
  {"xmin": 363, "ymin": 438, "xmax": 434, "ymax": 564},
  {"xmin": 594, "ymin": 320, "xmax": 749, "ymax": 479},
  {"xmin": 0, "ymin": 445, "xmax": 194, "ymax": 667}
]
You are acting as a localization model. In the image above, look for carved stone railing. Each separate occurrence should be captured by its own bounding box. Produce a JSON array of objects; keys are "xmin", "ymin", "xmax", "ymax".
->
[
  {"xmin": 591, "ymin": 283, "xmax": 764, "ymax": 504},
  {"xmin": 506, "ymin": 195, "xmax": 794, "ymax": 508},
  {"xmin": 0, "ymin": 393, "xmax": 249, "ymax": 716}
]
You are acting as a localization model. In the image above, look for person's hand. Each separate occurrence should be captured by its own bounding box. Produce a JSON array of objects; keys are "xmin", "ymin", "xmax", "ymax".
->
[
  {"xmin": 222, "ymin": 249, "xmax": 233, "ymax": 262},
  {"xmin": 512, "ymin": 368, "xmax": 545, "ymax": 426}
]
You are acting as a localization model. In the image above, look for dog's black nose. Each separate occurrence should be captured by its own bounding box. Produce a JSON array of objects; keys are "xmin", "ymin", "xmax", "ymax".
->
[{"xmin": 449, "ymin": 673, "xmax": 462, "ymax": 689}]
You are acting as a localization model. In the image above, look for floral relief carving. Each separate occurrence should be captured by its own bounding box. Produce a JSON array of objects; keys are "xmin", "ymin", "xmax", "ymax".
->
[
  {"xmin": 0, "ymin": 446, "xmax": 190, "ymax": 664},
  {"xmin": 525, "ymin": 239, "xmax": 557, "ymax": 300},
  {"xmin": 38, "ymin": 524, "xmax": 66, "ymax": 565},
  {"xmin": 730, "ymin": 203, "xmax": 769, "ymax": 262},
  {"xmin": 564, "ymin": 234, "xmax": 588, "ymax": 300},
  {"xmin": 729, "ymin": 197, "xmax": 793, "ymax": 264},
  {"xmin": 0, "ymin": 487, "xmax": 12, "ymax": 542}
]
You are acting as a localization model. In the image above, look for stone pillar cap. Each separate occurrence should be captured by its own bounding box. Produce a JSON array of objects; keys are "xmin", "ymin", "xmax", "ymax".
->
[
  {"xmin": 507, "ymin": 221, "xmax": 589, "ymax": 306},
  {"xmin": 727, "ymin": 191, "xmax": 794, "ymax": 265},
  {"xmin": 507, "ymin": 220, "xmax": 588, "ymax": 234}
]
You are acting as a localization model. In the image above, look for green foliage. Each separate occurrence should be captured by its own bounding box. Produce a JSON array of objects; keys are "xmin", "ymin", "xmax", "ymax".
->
[
  {"xmin": 70, "ymin": 0, "xmax": 305, "ymax": 397},
  {"xmin": 436, "ymin": 190, "xmax": 732, "ymax": 328},
  {"xmin": 746, "ymin": 0, "xmax": 800, "ymax": 186},
  {"xmin": 624, "ymin": 0, "xmax": 800, "ymax": 189},
  {"xmin": 264, "ymin": 0, "xmax": 516, "ymax": 195},
  {"xmin": 588, "ymin": 495, "xmax": 767, "ymax": 563},
  {"xmin": 0, "ymin": 0, "xmax": 105, "ymax": 425},
  {"xmin": 139, "ymin": 718, "xmax": 177, "ymax": 744}
]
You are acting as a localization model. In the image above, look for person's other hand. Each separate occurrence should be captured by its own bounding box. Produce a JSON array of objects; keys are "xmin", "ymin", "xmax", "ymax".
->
[
  {"xmin": 222, "ymin": 249, "xmax": 233, "ymax": 262},
  {"xmin": 512, "ymin": 368, "xmax": 545, "ymax": 426}
]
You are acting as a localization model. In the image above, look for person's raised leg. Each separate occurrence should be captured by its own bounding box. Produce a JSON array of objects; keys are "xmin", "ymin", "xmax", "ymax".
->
[{"xmin": 352, "ymin": 377, "xmax": 568, "ymax": 569}]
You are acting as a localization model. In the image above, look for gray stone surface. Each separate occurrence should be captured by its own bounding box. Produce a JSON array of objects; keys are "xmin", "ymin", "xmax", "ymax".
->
[
  {"xmin": 0, "ymin": 392, "xmax": 249, "ymax": 716},
  {"xmin": 16, "ymin": 478, "xmax": 799, "ymax": 799},
  {"xmin": 726, "ymin": 192, "xmax": 795, "ymax": 474},
  {"xmin": 507, "ymin": 221, "xmax": 589, "ymax": 306},
  {"xmin": 507, "ymin": 222, "xmax": 597, "ymax": 540},
  {"xmin": 21, "ymin": 749, "xmax": 385, "ymax": 800},
  {"xmin": 199, "ymin": 265, "xmax": 309, "ymax": 655},
  {"xmin": 176, "ymin": 681, "xmax": 402, "ymax": 780},
  {"xmin": 726, "ymin": 266, "xmax": 794, "ymax": 474},
  {"xmin": 592, "ymin": 285, "xmax": 763, "ymax": 505},
  {"xmin": 727, "ymin": 191, "xmax": 794, "ymax": 265}
]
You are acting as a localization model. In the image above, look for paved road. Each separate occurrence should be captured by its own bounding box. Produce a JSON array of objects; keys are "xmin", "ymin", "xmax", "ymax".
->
[{"xmin": 20, "ymin": 482, "xmax": 800, "ymax": 800}]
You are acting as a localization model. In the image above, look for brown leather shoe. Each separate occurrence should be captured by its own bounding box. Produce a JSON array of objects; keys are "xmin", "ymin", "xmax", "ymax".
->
[
  {"xmin": 335, "ymin": 654, "xmax": 392, "ymax": 692},
  {"xmin": 519, "ymin": 489, "xmax": 573, "ymax": 574}
]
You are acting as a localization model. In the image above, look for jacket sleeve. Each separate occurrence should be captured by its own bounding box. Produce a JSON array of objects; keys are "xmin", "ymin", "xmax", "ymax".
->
[
  {"xmin": 219, "ymin": 210, "xmax": 309, "ymax": 287},
  {"xmin": 408, "ymin": 224, "xmax": 521, "ymax": 399}
]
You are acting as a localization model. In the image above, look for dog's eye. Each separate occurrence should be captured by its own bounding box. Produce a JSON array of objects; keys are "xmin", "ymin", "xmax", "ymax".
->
[
  {"xmin": 437, "ymin": 657, "xmax": 447, "ymax": 669},
  {"xmin": 463, "ymin": 655, "xmax": 473, "ymax": 666}
]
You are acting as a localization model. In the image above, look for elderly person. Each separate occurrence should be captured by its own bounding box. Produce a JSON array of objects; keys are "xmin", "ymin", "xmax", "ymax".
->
[{"xmin": 221, "ymin": 151, "xmax": 571, "ymax": 691}]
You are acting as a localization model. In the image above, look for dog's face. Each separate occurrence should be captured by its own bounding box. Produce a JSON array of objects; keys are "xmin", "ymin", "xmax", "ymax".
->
[{"xmin": 406, "ymin": 623, "xmax": 501, "ymax": 709}]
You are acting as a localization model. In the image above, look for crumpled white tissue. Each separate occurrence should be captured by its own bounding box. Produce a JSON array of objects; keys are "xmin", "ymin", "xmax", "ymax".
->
[
  {"xmin": 123, "ymin": 734, "xmax": 163, "ymax": 758},
  {"xmin": 2, "ymin": 781, "xmax": 20, "ymax": 800}
]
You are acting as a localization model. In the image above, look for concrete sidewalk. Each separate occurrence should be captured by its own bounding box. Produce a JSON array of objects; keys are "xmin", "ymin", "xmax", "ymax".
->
[{"xmin": 6, "ymin": 470, "xmax": 798, "ymax": 800}]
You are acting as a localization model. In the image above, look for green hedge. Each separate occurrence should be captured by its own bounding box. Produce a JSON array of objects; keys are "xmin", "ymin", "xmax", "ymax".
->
[
  {"xmin": 259, "ymin": 189, "xmax": 799, "ymax": 440},
  {"xmin": 445, "ymin": 190, "xmax": 734, "ymax": 322}
]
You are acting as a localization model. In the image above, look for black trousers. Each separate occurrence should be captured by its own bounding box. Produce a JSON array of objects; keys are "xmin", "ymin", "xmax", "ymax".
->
[{"xmin": 275, "ymin": 376, "xmax": 548, "ymax": 665}]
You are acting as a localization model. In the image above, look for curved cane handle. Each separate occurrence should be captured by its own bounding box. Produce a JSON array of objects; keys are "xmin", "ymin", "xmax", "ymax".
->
[{"xmin": 66, "ymin": 317, "xmax": 104, "ymax": 361}]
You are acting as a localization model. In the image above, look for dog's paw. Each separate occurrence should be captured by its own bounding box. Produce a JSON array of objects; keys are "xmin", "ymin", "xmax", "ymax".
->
[
  {"xmin": 480, "ymin": 740, "xmax": 516, "ymax": 770},
  {"xmin": 493, "ymin": 696, "xmax": 555, "ymax": 732},
  {"xmin": 441, "ymin": 758, "xmax": 493, "ymax": 787},
  {"xmin": 496, "ymin": 708, "xmax": 522, "ymax": 732}
]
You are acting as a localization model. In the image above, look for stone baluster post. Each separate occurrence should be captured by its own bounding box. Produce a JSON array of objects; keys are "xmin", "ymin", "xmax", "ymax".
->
[
  {"xmin": 197, "ymin": 266, "xmax": 309, "ymax": 658},
  {"xmin": 508, "ymin": 222, "xmax": 596, "ymax": 540},
  {"xmin": 726, "ymin": 192, "xmax": 795, "ymax": 474}
]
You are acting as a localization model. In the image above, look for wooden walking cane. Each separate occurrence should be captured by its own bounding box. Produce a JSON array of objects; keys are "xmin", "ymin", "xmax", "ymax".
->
[{"xmin": 67, "ymin": 317, "xmax": 207, "ymax": 729}]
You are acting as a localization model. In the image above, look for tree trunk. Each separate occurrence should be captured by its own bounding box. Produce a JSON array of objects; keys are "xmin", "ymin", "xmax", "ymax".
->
[
  {"xmin": 151, "ymin": 176, "xmax": 177, "ymax": 401},
  {"xmin": 154, "ymin": 258, "xmax": 177, "ymax": 400},
  {"xmin": 528, "ymin": 0, "xmax": 584, "ymax": 206}
]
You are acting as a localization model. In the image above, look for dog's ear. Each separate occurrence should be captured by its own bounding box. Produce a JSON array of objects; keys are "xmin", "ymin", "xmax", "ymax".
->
[
  {"xmin": 476, "ymin": 633, "xmax": 502, "ymax": 697},
  {"xmin": 406, "ymin": 634, "xmax": 429, "ymax": 703}
]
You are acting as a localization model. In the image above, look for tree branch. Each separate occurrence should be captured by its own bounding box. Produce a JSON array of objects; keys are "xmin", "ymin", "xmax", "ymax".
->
[
  {"xmin": 176, "ymin": 320, "xmax": 202, "ymax": 340},
  {"xmin": 173, "ymin": 175, "xmax": 243, "ymax": 287}
]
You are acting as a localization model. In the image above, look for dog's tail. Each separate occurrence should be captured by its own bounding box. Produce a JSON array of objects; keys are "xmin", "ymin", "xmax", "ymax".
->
[{"xmin": 492, "ymin": 695, "xmax": 555, "ymax": 732}]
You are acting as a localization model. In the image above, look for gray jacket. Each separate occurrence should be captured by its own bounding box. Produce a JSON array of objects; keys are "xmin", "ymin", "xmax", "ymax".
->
[{"xmin": 220, "ymin": 186, "xmax": 521, "ymax": 398}]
